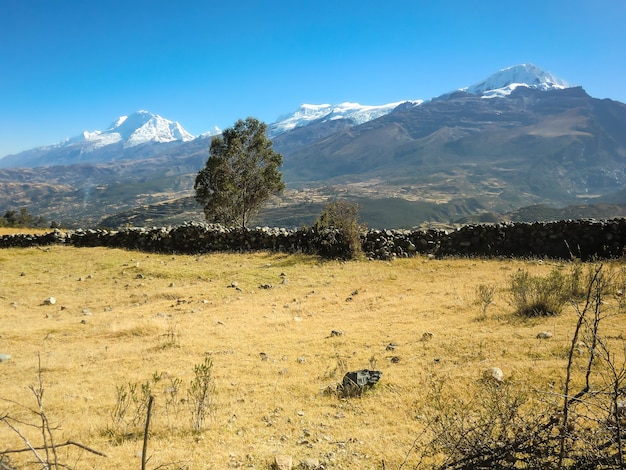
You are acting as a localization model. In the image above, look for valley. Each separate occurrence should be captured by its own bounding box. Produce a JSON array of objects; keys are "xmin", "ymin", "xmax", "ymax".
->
[{"xmin": 0, "ymin": 65, "xmax": 625, "ymax": 229}]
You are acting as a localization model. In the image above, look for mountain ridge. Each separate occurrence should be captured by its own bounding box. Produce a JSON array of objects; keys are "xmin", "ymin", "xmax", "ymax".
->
[
  {"xmin": 1, "ymin": 63, "xmax": 569, "ymax": 168},
  {"xmin": 1, "ymin": 64, "xmax": 625, "ymax": 229}
]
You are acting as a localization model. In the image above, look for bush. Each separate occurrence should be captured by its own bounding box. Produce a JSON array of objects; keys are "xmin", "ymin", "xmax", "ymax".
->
[
  {"xmin": 509, "ymin": 267, "xmax": 570, "ymax": 317},
  {"xmin": 312, "ymin": 200, "xmax": 365, "ymax": 259},
  {"xmin": 419, "ymin": 378, "xmax": 560, "ymax": 469}
]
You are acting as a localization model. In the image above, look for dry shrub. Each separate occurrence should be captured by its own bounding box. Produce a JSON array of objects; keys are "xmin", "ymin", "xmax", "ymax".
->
[
  {"xmin": 509, "ymin": 267, "xmax": 570, "ymax": 317},
  {"xmin": 418, "ymin": 378, "xmax": 559, "ymax": 469}
]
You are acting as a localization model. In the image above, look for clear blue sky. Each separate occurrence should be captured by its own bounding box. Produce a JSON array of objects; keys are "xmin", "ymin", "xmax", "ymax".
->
[{"xmin": 1, "ymin": 0, "xmax": 625, "ymax": 157}]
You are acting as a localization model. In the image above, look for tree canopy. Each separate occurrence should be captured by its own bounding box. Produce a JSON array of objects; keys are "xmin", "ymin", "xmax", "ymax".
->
[{"xmin": 194, "ymin": 117, "xmax": 285, "ymax": 228}]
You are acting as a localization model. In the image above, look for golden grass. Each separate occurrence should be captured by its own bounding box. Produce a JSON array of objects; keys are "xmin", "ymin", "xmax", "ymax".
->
[
  {"xmin": 0, "ymin": 246, "xmax": 624, "ymax": 469},
  {"xmin": 0, "ymin": 227, "xmax": 53, "ymax": 236}
]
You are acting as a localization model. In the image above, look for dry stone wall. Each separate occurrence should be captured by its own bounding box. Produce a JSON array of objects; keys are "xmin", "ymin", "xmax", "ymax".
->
[{"xmin": 0, "ymin": 219, "xmax": 625, "ymax": 260}]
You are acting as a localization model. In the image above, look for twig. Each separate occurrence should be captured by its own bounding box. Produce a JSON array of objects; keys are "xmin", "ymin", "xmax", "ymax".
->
[
  {"xmin": 0, "ymin": 418, "xmax": 47, "ymax": 468},
  {"xmin": 558, "ymin": 265, "xmax": 602, "ymax": 468},
  {"xmin": 0, "ymin": 440, "xmax": 108, "ymax": 458}
]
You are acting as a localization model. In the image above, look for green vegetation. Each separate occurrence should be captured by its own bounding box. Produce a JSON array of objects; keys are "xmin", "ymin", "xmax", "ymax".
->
[
  {"xmin": 194, "ymin": 117, "xmax": 285, "ymax": 228},
  {"xmin": 0, "ymin": 208, "xmax": 47, "ymax": 228},
  {"xmin": 313, "ymin": 199, "xmax": 365, "ymax": 259},
  {"xmin": 508, "ymin": 265, "xmax": 583, "ymax": 317}
]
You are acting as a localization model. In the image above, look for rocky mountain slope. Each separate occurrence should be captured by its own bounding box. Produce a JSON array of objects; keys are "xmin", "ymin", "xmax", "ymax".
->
[{"xmin": 1, "ymin": 64, "xmax": 625, "ymax": 229}]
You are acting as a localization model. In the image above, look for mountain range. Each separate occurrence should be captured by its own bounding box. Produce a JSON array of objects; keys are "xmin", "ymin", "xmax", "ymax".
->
[{"xmin": 1, "ymin": 64, "xmax": 625, "ymax": 229}]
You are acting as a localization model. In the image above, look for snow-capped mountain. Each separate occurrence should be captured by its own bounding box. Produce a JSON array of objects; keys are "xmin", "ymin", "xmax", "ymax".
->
[
  {"xmin": 60, "ymin": 110, "xmax": 195, "ymax": 150},
  {"xmin": 0, "ymin": 110, "xmax": 195, "ymax": 168},
  {"xmin": 267, "ymin": 101, "xmax": 422, "ymax": 138},
  {"xmin": 268, "ymin": 64, "xmax": 567, "ymax": 138},
  {"xmin": 0, "ymin": 64, "xmax": 571, "ymax": 169},
  {"xmin": 459, "ymin": 64, "xmax": 570, "ymax": 99}
]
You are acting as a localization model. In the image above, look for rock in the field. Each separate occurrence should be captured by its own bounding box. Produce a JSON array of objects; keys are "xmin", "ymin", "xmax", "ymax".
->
[
  {"xmin": 273, "ymin": 454, "xmax": 293, "ymax": 470},
  {"xmin": 0, "ymin": 353, "xmax": 11, "ymax": 363},
  {"xmin": 299, "ymin": 457, "xmax": 321, "ymax": 469},
  {"xmin": 483, "ymin": 367, "xmax": 504, "ymax": 383},
  {"xmin": 537, "ymin": 331, "xmax": 553, "ymax": 339},
  {"xmin": 43, "ymin": 297, "xmax": 56, "ymax": 305},
  {"xmin": 340, "ymin": 369, "xmax": 382, "ymax": 397}
]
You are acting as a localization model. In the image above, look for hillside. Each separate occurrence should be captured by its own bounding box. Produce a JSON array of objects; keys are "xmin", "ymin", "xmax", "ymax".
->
[{"xmin": 0, "ymin": 65, "xmax": 625, "ymax": 228}]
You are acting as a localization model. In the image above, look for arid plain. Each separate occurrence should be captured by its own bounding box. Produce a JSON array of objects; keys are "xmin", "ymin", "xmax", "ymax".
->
[{"xmin": 1, "ymin": 233, "xmax": 624, "ymax": 469}]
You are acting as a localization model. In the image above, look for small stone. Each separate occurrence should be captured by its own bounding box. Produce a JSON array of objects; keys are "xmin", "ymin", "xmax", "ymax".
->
[
  {"xmin": 297, "ymin": 356, "xmax": 306, "ymax": 363},
  {"xmin": 390, "ymin": 356, "xmax": 401, "ymax": 363},
  {"xmin": 300, "ymin": 457, "xmax": 321, "ymax": 470},
  {"xmin": 260, "ymin": 352, "xmax": 268, "ymax": 361},
  {"xmin": 259, "ymin": 283, "xmax": 273, "ymax": 289},
  {"xmin": 273, "ymin": 454, "xmax": 292, "ymax": 470},
  {"xmin": 135, "ymin": 273, "xmax": 144, "ymax": 279},
  {"xmin": 483, "ymin": 367, "xmax": 504, "ymax": 383},
  {"xmin": 43, "ymin": 297, "xmax": 56, "ymax": 305},
  {"xmin": 537, "ymin": 331, "xmax": 553, "ymax": 339},
  {"xmin": 0, "ymin": 353, "xmax": 11, "ymax": 363},
  {"xmin": 330, "ymin": 330, "xmax": 344, "ymax": 337},
  {"xmin": 386, "ymin": 342, "xmax": 397, "ymax": 351}
]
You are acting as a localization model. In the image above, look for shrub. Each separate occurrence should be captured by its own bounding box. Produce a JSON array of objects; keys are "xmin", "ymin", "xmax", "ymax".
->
[
  {"xmin": 312, "ymin": 200, "xmax": 365, "ymax": 259},
  {"xmin": 509, "ymin": 267, "xmax": 570, "ymax": 317},
  {"xmin": 476, "ymin": 283, "xmax": 496, "ymax": 319},
  {"xmin": 418, "ymin": 378, "xmax": 560, "ymax": 469},
  {"xmin": 188, "ymin": 355, "xmax": 215, "ymax": 432}
]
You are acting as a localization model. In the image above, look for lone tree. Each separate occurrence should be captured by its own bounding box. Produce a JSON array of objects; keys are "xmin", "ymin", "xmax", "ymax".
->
[{"xmin": 194, "ymin": 117, "xmax": 285, "ymax": 228}]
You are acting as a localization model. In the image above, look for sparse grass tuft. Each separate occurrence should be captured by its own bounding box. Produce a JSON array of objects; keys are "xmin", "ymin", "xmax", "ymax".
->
[{"xmin": 509, "ymin": 267, "xmax": 570, "ymax": 317}]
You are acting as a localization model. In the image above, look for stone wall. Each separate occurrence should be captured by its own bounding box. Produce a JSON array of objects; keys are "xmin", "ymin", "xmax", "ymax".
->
[{"xmin": 0, "ymin": 219, "xmax": 625, "ymax": 260}]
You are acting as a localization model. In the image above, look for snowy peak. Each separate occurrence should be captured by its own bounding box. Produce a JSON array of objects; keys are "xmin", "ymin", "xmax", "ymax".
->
[
  {"xmin": 105, "ymin": 110, "xmax": 195, "ymax": 147},
  {"xmin": 268, "ymin": 100, "xmax": 421, "ymax": 137},
  {"xmin": 461, "ymin": 64, "xmax": 570, "ymax": 98},
  {"xmin": 60, "ymin": 110, "xmax": 194, "ymax": 151}
]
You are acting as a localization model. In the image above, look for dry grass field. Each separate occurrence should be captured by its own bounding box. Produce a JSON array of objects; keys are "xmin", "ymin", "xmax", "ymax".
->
[{"xmin": 0, "ymin": 236, "xmax": 624, "ymax": 469}]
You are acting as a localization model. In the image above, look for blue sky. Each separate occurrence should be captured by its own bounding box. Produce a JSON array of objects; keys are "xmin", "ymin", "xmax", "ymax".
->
[{"xmin": 1, "ymin": 0, "xmax": 625, "ymax": 157}]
